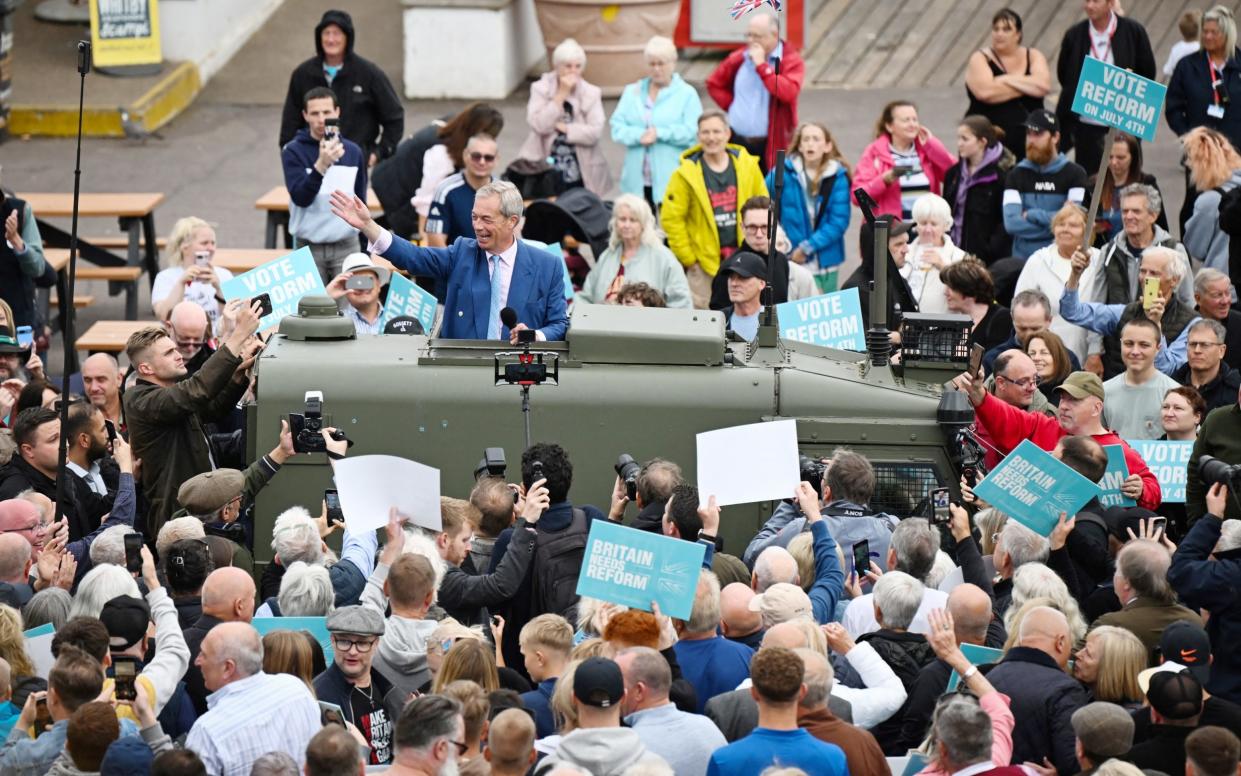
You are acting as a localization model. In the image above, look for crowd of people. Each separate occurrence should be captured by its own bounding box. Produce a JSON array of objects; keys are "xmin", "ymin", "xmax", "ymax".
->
[{"xmin": 0, "ymin": 1, "xmax": 1241, "ymax": 775}]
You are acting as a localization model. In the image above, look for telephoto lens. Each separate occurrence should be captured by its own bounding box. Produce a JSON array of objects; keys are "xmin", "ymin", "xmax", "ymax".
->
[
  {"xmin": 1199, "ymin": 456, "xmax": 1241, "ymax": 490},
  {"xmin": 615, "ymin": 454, "xmax": 641, "ymax": 501}
]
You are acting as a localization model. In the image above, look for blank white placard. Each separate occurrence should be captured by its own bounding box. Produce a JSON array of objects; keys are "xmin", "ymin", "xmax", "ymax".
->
[
  {"xmin": 696, "ymin": 419, "xmax": 799, "ymax": 507},
  {"xmin": 332, "ymin": 455, "xmax": 442, "ymax": 533}
]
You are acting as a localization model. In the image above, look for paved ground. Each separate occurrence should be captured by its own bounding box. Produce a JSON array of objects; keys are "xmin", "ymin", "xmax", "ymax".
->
[{"xmin": 0, "ymin": 3, "xmax": 1188, "ymax": 374}]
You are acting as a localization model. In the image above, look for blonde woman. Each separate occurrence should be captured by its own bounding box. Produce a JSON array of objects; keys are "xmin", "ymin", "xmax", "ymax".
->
[
  {"xmin": 0, "ymin": 606, "xmax": 34, "ymax": 678},
  {"xmin": 1183, "ymin": 126, "xmax": 1241, "ymax": 272},
  {"xmin": 1072, "ymin": 625, "xmax": 1145, "ymax": 705},
  {"xmin": 577, "ymin": 194, "xmax": 690, "ymax": 308},
  {"xmin": 150, "ymin": 217, "xmax": 234, "ymax": 326},
  {"xmin": 1013, "ymin": 203, "xmax": 1100, "ymax": 363}
]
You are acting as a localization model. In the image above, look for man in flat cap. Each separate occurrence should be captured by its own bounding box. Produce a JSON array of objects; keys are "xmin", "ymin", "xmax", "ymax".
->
[{"xmin": 314, "ymin": 605, "xmax": 405, "ymax": 766}]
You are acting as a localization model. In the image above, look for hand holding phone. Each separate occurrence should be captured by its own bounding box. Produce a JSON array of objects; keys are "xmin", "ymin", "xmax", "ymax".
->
[
  {"xmin": 1143, "ymin": 277, "xmax": 1160, "ymax": 310},
  {"xmin": 324, "ymin": 489, "xmax": 344, "ymax": 526},
  {"xmin": 968, "ymin": 343, "xmax": 985, "ymax": 378},
  {"xmin": 852, "ymin": 540, "xmax": 870, "ymax": 577},
  {"xmin": 113, "ymin": 655, "xmax": 139, "ymax": 701},
  {"xmin": 123, "ymin": 533, "xmax": 143, "ymax": 575}
]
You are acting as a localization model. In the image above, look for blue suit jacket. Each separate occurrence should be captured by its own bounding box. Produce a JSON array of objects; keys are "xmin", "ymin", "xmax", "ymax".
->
[{"xmin": 379, "ymin": 234, "xmax": 569, "ymax": 341}]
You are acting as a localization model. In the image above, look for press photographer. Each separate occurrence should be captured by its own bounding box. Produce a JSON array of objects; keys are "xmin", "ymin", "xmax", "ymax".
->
[{"xmin": 1187, "ymin": 395, "xmax": 1241, "ymax": 523}]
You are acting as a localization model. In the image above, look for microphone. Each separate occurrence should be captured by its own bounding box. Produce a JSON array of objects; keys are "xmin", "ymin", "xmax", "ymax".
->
[{"xmin": 500, "ymin": 307, "xmax": 518, "ymax": 331}]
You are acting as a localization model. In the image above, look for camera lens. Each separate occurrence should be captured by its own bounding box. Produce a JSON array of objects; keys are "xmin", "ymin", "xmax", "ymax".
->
[{"xmin": 1199, "ymin": 455, "xmax": 1240, "ymax": 489}]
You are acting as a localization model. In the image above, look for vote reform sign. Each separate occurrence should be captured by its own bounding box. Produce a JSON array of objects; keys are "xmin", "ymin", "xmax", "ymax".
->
[
  {"xmin": 973, "ymin": 440, "xmax": 1102, "ymax": 535},
  {"xmin": 381, "ymin": 273, "xmax": 437, "ymax": 335},
  {"xmin": 221, "ymin": 247, "xmax": 327, "ymax": 331},
  {"xmin": 775, "ymin": 287, "xmax": 865, "ymax": 350},
  {"xmin": 1128, "ymin": 439, "xmax": 1193, "ymax": 503},
  {"xmin": 1071, "ymin": 57, "xmax": 1167, "ymax": 142},
  {"xmin": 576, "ymin": 520, "xmax": 705, "ymax": 620}
]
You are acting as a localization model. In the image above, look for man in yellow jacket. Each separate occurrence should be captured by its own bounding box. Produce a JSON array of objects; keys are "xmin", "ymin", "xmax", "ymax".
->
[{"xmin": 662, "ymin": 110, "xmax": 768, "ymax": 309}]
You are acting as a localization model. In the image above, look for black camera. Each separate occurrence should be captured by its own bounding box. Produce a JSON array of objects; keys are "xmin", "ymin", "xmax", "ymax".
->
[
  {"xmin": 1200, "ymin": 455, "xmax": 1241, "ymax": 490},
  {"xmin": 615, "ymin": 454, "xmax": 640, "ymax": 501},
  {"xmin": 289, "ymin": 391, "xmax": 346, "ymax": 454},
  {"xmin": 475, "ymin": 448, "xmax": 507, "ymax": 479},
  {"xmin": 800, "ymin": 454, "xmax": 826, "ymax": 495}
]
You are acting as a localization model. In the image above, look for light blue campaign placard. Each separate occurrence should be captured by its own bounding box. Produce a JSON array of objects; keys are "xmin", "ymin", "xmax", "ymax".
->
[
  {"xmin": 973, "ymin": 440, "xmax": 1103, "ymax": 536},
  {"xmin": 252, "ymin": 617, "xmax": 334, "ymax": 663},
  {"xmin": 380, "ymin": 272, "xmax": 437, "ymax": 335},
  {"xmin": 1071, "ymin": 57, "xmax": 1167, "ymax": 142},
  {"xmin": 221, "ymin": 247, "xmax": 327, "ymax": 331},
  {"xmin": 775, "ymin": 287, "xmax": 865, "ymax": 350},
  {"xmin": 946, "ymin": 643, "xmax": 1004, "ymax": 691},
  {"xmin": 576, "ymin": 519, "xmax": 705, "ymax": 620},
  {"xmin": 22, "ymin": 623, "xmax": 54, "ymax": 638},
  {"xmin": 1128, "ymin": 439, "xmax": 1193, "ymax": 504},
  {"xmin": 1099, "ymin": 444, "xmax": 1136, "ymax": 508}
]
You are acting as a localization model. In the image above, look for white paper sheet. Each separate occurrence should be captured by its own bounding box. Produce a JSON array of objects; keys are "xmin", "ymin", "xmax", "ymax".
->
[
  {"xmin": 332, "ymin": 455, "xmax": 442, "ymax": 533},
  {"xmin": 26, "ymin": 632, "xmax": 55, "ymax": 678},
  {"xmin": 696, "ymin": 419, "xmax": 799, "ymax": 507}
]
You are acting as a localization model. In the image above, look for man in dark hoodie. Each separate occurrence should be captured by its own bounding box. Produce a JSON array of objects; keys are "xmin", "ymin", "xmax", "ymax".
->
[{"xmin": 278, "ymin": 10, "xmax": 404, "ymax": 167}]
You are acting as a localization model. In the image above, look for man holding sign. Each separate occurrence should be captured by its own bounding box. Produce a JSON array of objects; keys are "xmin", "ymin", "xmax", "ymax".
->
[
  {"xmin": 123, "ymin": 301, "xmax": 264, "ymax": 535},
  {"xmin": 330, "ymin": 182, "xmax": 568, "ymax": 343},
  {"xmin": 955, "ymin": 368, "xmax": 1161, "ymax": 510}
]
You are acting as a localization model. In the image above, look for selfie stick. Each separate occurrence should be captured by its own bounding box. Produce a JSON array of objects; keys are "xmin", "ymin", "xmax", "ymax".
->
[{"xmin": 53, "ymin": 41, "xmax": 91, "ymax": 530}]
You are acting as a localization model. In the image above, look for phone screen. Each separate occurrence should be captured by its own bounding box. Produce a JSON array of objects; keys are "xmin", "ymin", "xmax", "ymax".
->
[
  {"xmin": 1150, "ymin": 516, "xmax": 1167, "ymax": 535},
  {"xmin": 325, "ymin": 489, "xmax": 343, "ymax": 525},
  {"xmin": 104, "ymin": 419, "xmax": 118, "ymax": 442},
  {"xmin": 968, "ymin": 343, "xmax": 985, "ymax": 377},
  {"xmin": 113, "ymin": 657, "xmax": 138, "ymax": 700},
  {"xmin": 931, "ymin": 487, "xmax": 951, "ymax": 525},
  {"xmin": 253, "ymin": 293, "xmax": 273, "ymax": 317},
  {"xmin": 15, "ymin": 326, "xmax": 32, "ymax": 349},
  {"xmin": 852, "ymin": 541, "xmax": 870, "ymax": 577}
]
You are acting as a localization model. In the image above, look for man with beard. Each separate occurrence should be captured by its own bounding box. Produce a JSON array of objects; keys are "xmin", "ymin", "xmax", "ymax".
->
[
  {"xmin": 80, "ymin": 354, "xmax": 124, "ymax": 434},
  {"xmin": 62, "ymin": 402, "xmax": 119, "ymax": 539},
  {"xmin": 1002, "ymin": 109, "xmax": 1088, "ymax": 259}
]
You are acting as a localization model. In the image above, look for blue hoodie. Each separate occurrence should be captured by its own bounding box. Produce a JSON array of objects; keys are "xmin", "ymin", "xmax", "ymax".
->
[
  {"xmin": 767, "ymin": 156, "xmax": 851, "ymax": 270},
  {"xmin": 281, "ymin": 128, "xmax": 368, "ymax": 244},
  {"xmin": 1001, "ymin": 153, "xmax": 1087, "ymax": 260}
]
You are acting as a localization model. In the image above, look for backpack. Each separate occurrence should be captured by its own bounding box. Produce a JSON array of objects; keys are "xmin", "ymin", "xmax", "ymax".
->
[
  {"xmin": 532, "ymin": 508, "xmax": 589, "ymax": 622},
  {"xmin": 1218, "ymin": 184, "xmax": 1241, "ymax": 237}
]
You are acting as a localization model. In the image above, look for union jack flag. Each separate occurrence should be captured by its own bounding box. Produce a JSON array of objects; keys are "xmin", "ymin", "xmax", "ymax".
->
[{"xmin": 729, "ymin": 0, "xmax": 781, "ymax": 20}]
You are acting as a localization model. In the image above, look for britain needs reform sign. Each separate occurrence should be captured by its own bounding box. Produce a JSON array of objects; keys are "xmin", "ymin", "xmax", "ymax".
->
[
  {"xmin": 973, "ymin": 440, "xmax": 1102, "ymax": 535},
  {"xmin": 221, "ymin": 247, "xmax": 327, "ymax": 331},
  {"xmin": 1070, "ymin": 57, "xmax": 1167, "ymax": 142},
  {"xmin": 775, "ymin": 288, "xmax": 865, "ymax": 350},
  {"xmin": 576, "ymin": 520, "xmax": 705, "ymax": 620}
]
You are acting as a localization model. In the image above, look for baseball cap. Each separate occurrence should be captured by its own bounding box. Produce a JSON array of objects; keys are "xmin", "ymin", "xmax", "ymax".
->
[
  {"xmin": 99, "ymin": 595, "xmax": 151, "ymax": 651},
  {"xmin": 326, "ymin": 605, "xmax": 385, "ymax": 637},
  {"xmin": 1071, "ymin": 702, "xmax": 1135, "ymax": 757},
  {"xmin": 383, "ymin": 316, "xmax": 424, "ymax": 335},
  {"xmin": 341, "ymin": 253, "xmax": 391, "ymax": 286},
  {"xmin": 1146, "ymin": 669, "xmax": 1203, "ymax": 720},
  {"xmin": 720, "ymin": 251, "xmax": 769, "ymax": 282},
  {"xmin": 1025, "ymin": 109, "xmax": 1060, "ymax": 134},
  {"xmin": 573, "ymin": 657, "xmax": 624, "ymax": 708},
  {"xmin": 1138, "ymin": 661, "xmax": 1188, "ymax": 694},
  {"xmin": 748, "ymin": 582, "xmax": 812, "ymax": 624},
  {"xmin": 1056, "ymin": 371, "xmax": 1105, "ymax": 401},
  {"xmin": 177, "ymin": 469, "xmax": 244, "ymax": 515},
  {"xmin": 1160, "ymin": 621, "xmax": 1212, "ymax": 685}
]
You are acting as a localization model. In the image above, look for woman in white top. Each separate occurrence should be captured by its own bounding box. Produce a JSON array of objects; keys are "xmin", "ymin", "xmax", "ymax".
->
[
  {"xmin": 900, "ymin": 194, "xmax": 966, "ymax": 314},
  {"xmin": 150, "ymin": 217, "xmax": 234, "ymax": 327},
  {"xmin": 577, "ymin": 194, "xmax": 691, "ymax": 308},
  {"xmin": 1013, "ymin": 202, "xmax": 1100, "ymax": 364}
]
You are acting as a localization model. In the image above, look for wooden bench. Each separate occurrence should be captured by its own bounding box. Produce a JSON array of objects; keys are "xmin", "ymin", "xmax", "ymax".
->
[
  {"xmin": 84, "ymin": 236, "xmax": 167, "ymax": 251},
  {"xmin": 50, "ymin": 295, "xmax": 96, "ymax": 309},
  {"xmin": 74, "ymin": 320, "xmax": 155, "ymax": 353},
  {"xmin": 44, "ymin": 249, "xmax": 143, "ymax": 320},
  {"xmin": 21, "ymin": 192, "xmax": 164, "ymax": 280},
  {"xmin": 256, "ymin": 186, "xmax": 382, "ymax": 249},
  {"xmin": 211, "ymin": 248, "xmax": 293, "ymax": 275}
]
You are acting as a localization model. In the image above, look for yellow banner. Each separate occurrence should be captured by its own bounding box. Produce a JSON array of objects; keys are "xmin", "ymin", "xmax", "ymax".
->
[{"xmin": 89, "ymin": 0, "xmax": 162, "ymax": 68}]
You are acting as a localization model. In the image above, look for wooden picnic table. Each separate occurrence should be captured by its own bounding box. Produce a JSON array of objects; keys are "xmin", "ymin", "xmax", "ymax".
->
[
  {"xmin": 74, "ymin": 320, "xmax": 154, "ymax": 353},
  {"xmin": 22, "ymin": 193, "xmax": 164, "ymax": 280},
  {"xmin": 256, "ymin": 186, "xmax": 382, "ymax": 250},
  {"xmin": 210, "ymin": 249, "xmax": 293, "ymax": 274},
  {"xmin": 43, "ymin": 249, "xmax": 143, "ymax": 320}
]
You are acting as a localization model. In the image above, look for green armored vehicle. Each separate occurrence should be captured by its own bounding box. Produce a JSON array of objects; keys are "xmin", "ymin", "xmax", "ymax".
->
[{"xmin": 248, "ymin": 283, "xmax": 978, "ymax": 565}]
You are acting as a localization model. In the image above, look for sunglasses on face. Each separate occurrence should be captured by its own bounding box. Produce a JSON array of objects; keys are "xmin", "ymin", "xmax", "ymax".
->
[{"xmin": 469, "ymin": 152, "xmax": 496, "ymax": 163}]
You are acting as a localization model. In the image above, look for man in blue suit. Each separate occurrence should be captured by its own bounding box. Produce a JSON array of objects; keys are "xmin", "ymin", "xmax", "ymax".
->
[{"xmin": 330, "ymin": 181, "xmax": 569, "ymax": 342}]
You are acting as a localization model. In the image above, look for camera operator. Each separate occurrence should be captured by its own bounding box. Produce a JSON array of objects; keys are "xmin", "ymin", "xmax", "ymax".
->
[
  {"xmin": 744, "ymin": 450, "xmax": 899, "ymax": 572},
  {"xmin": 606, "ymin": 458, "xmax": 683, "ymax": 534},
  {"xmin": 467, "ymin": 476, "xmax": 520, "ymax": 575},
  {"xmin": 123, "ymin": 300, "xmax": 262, "ymax": 538},
  {"xmin": 1170, "ymin": 482, "xmax": 1241, "ymax": 704},
  {"xmin": 1187, "ymin": 390, "xmax": 1241, "ymax": 524}
]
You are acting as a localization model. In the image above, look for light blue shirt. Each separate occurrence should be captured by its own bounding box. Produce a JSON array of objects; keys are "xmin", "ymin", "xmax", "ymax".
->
[
  {"xmin": 1058, "ymin": 287, "xmax": 1197, "ymax": 376},
  {"xmin": 344, "ymin": 303, "xmax": 383, "ymax": 335},
  {"xmin": 731, "ymin": 309, "xmax": 761, "ymax": 342},
  {"xmin": 626, "ymin": 703, "xmax": 727, "ymax": 776},
  {"xmin": 728, "ymin": 43, "xmax": 782, "ymax": 137},
  {"xmin": 187, "ymin": 672, "xmax": 321, "ymax": 776}
]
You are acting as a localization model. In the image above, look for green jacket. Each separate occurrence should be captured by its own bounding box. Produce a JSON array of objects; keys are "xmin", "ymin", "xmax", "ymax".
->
[
  {"xmin": 1188, "ymin": 402, "xmax": 1241, "ymax": 524},
  {"xmin": 123, "ymin": 345, "xmax": 247, "ymax": 537},
  {"xmin": 168, "ymin": 454, "xmax": 281, "ymax": 573}
]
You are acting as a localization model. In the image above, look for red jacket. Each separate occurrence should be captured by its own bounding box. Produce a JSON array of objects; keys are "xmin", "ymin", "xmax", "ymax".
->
[
  {"xmin": 976, "ymin": 393, "xmax": 1162, "ymax": 510},
  {"xmin": 706, "ymin": 44, "xmax": 805, "ymax": 170}
]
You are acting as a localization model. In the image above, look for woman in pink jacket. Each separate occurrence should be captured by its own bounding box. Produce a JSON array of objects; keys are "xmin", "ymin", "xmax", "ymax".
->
[
  {"xmin": 854, "ymin": 101, "xmax": 956, "ymax": 220},
  {"xmin": 518, "ymin": 38, "xmax": 614, "ymax": 198}
]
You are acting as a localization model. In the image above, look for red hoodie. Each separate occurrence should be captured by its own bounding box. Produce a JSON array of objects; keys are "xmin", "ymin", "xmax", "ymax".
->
[{"xmin": 975, "ymin": 393, "xmax": 1162, "ymax": 510}]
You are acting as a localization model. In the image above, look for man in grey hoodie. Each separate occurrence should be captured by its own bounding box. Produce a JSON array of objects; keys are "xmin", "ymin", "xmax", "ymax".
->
[
  {"xmin": 535, "ymin": 657, "xmax": 669, "ymax": 776},
  {"xmin": 362, "ymin": 514, "xmax": 440, "ymax": 698}
]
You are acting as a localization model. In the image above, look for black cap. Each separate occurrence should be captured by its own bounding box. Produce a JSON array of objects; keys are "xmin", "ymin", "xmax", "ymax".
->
[
  {"xmin": 1025, "ymin": 108, "xmax": 1059, "ymax": 134},
  {"xmin": 573, "ymin": 657, "xmax": 624, "ymax": 708},
  {"xmin": 1160, "ymin": 621, "xmax": 1212, "ymax": 685},
  {"xmin": 721, "ymin": 251, "xmax": 768, "ymax": 282},
  {"xmin": 383, "ymin": 316, "xmax": 424, "ymax": 335},
  {"xmin": 99, "ymin": 595, "xmax": 150, "ymax": 651},
  {"xmin": 1147, "ymin": 670, "xmax": 1203, "ymax": 720}
]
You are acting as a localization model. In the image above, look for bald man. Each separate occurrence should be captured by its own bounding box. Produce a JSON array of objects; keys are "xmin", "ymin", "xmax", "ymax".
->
[
  {"xmin": 752, "ymin": 546, "xmax": 799, "ymax": 592},
  {"xmin": 1094, "ymin": 539, "xmax": 1203, "ymax": 663},
  {"xmin": 182, "ymin": 567, "xmax": 256, "ymax": 715},
  {"xmin": 0, "ymin": 495, "xmax": 129, "ymax": 581},
  {"xmin": 81, "ymin": 353, "xmax": 124, "ymax": 431},
  {"xmin": 720, "ymin": 582, "xmax": 764, "ymax": 649},
  {"xmin": 795, "ymin": 648, "xmax": 889, "ymax": 776},
  {"xmin": 167, "ymin": 301, "xmax": 215, "ymax": 377},
  {"xmin": 186, "ymin": 621, "xmax": 320, "ymax": 776},
  {"xmin": 897, "ymin": 584, "xmax": 1000, "ymax": 753},
  {"xmin": 986, "ymin": 606, "xmax": 1088, "ymax": 775},
  {"xmin": 484, "ymin": 708, "xmax": 537, "ymax": 776}
]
